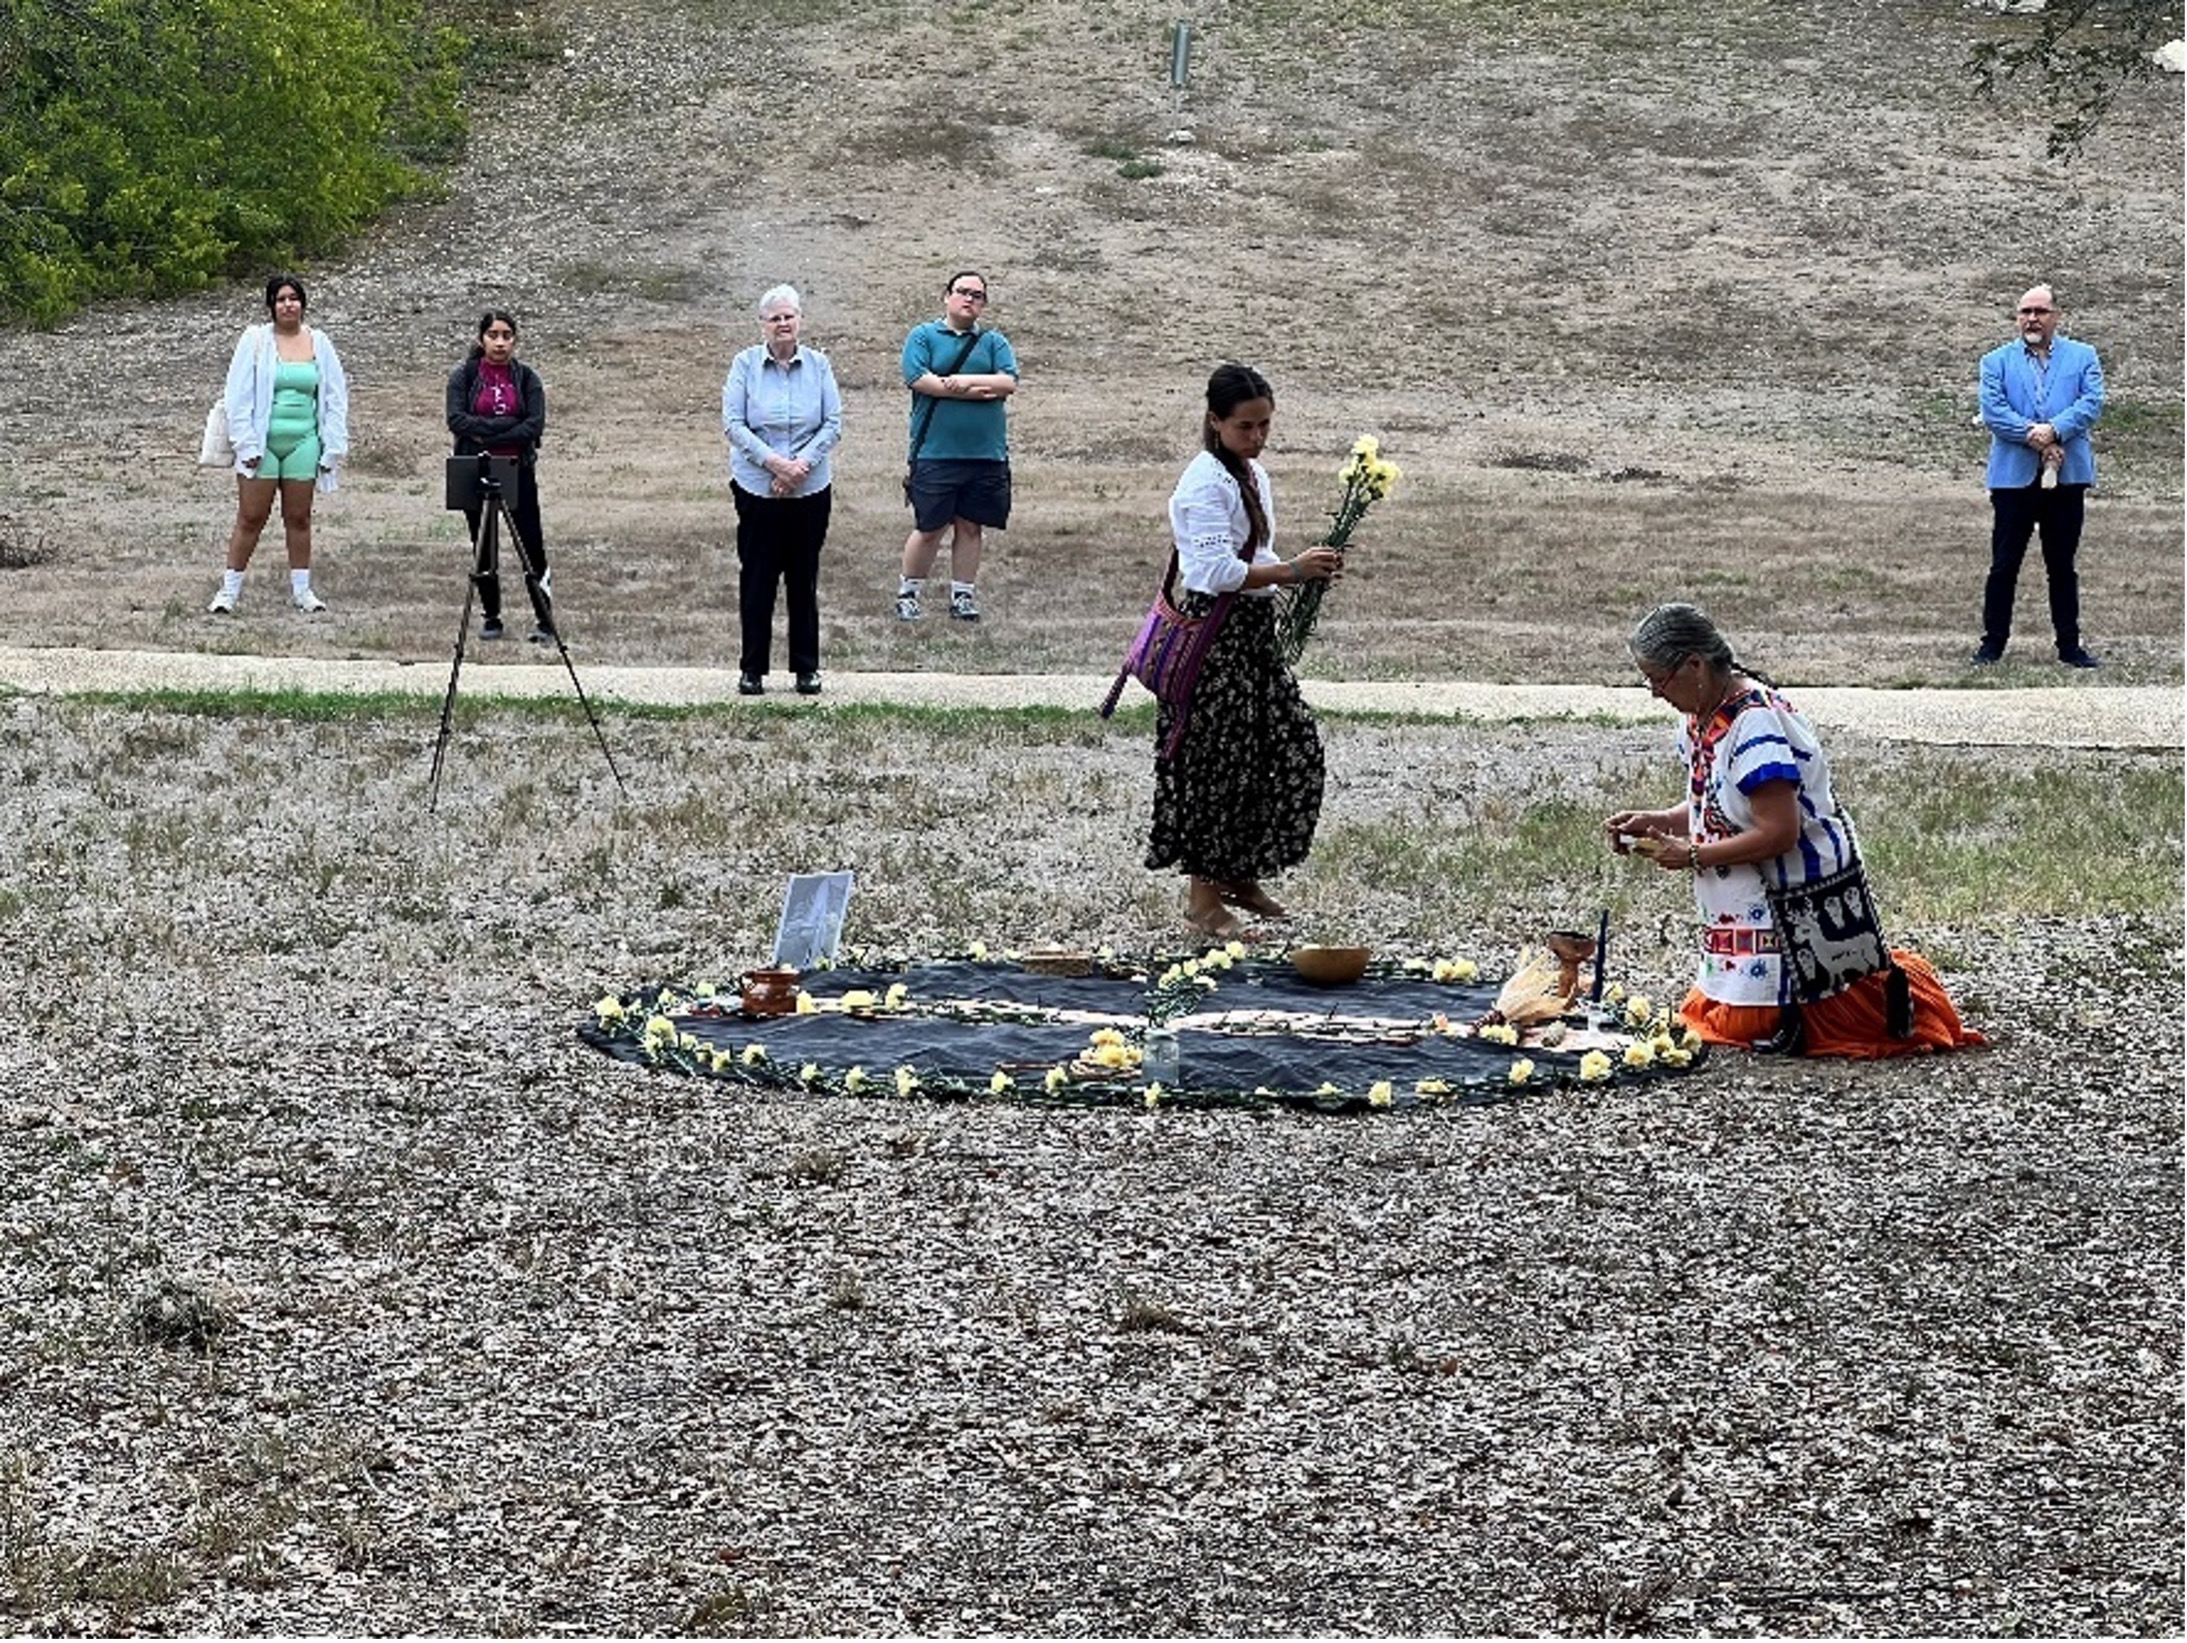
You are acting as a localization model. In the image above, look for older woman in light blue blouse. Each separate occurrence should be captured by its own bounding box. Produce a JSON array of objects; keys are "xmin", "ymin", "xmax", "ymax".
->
[{"xmin": 723, "ymin": 283, "xmax": 843, "ymax": 696}]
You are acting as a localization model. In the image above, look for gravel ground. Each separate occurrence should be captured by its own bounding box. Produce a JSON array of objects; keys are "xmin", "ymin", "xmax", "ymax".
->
[{"xmin": 0, "ymin": 693, "xmax": 2179, "ymax": 1636}]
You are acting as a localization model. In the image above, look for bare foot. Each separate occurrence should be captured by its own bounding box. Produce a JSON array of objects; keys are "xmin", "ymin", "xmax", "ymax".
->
[
  {"xmin": 1216, "ymin": 880, "xmax": 1289, "ymax": 920},
  {"xmin": 1185, "ymin": 906, "xmax": 1263, "ymax": 943}
]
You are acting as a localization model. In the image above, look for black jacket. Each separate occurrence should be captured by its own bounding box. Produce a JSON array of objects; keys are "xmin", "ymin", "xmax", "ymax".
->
[{"xmin": 446, "ymin": 355, "xmax": 546, "ymax": 464}]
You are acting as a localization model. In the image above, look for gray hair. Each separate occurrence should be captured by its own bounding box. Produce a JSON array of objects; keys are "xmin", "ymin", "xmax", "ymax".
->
[
  {"xmin": 756, "ymin": 283, "xmax": 801, "ymax": 317},
  {"xmin": 1629, "ymin": 601, "xmax": 1757, "ymax": 681}
]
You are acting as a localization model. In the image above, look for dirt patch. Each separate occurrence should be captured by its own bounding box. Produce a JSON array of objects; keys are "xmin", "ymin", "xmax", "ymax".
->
[{"xmin": 0, "ymin": 0, "xmax": 2177, "ymax": 685}]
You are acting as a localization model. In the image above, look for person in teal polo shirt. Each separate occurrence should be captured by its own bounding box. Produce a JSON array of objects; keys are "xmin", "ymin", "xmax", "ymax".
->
[{"xmin": 896, "ymin": 270, "xmax": 1018, "ymax": 623}]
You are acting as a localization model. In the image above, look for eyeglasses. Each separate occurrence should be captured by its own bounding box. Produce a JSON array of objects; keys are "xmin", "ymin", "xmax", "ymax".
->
[
  {"xmin": 950, "ymin": 288, "xmax": 988, "ymax": 302},
  {"xmin": 2017, "ymin": 305, "xmax": 2053, "ymax": 316}
]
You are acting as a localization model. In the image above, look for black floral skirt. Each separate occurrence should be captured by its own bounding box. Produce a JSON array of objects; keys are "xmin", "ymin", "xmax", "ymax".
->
[{"xmin": 1145, "ymin": 594, "xmax": 1325, "ymax": 881}]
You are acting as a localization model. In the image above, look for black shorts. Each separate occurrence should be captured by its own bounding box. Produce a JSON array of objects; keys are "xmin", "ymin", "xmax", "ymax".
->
[{"xmin": 910, "ymin": 458, "xmax": 1011, "ymax": 534}]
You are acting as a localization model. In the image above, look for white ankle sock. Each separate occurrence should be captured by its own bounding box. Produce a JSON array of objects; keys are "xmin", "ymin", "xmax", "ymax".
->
[
  {"xmin": 900, "ymin": 577, "xmax": 924, "ymax": 597},
  {"xmin": 221, "ymin": 569, "xmax": 245, "ymax": 598},
  {"xmin": 951, "ymin": 581, "xmax": 975, "ymax": 596},
  {"xmin": 289, "ymin": 568, "xmax": 312, "ymax": 597}
]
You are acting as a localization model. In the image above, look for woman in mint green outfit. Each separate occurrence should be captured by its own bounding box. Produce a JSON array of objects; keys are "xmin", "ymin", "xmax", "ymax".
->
[{"xmin": 209, "ymin": 274, "xmax": 350, "ymax": 614}]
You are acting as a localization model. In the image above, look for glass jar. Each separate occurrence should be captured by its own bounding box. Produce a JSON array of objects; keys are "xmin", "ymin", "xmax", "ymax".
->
[{"xmin": 1141, "ymin": 1024, "xmax": 1181, "ymax": 1086}]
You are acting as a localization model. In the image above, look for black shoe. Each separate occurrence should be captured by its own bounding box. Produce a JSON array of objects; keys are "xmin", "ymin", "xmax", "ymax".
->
[
  {"xmin": 2058, "ymin": 648, "xmax": 2101, "ymax": 669},
  {"xmin": 794, "ymin": 671, "xmax": 822, "ymax": 696},
  {"xmin": 1969, "ymin": 646, "xmax": 2003, "ymax": 666},
  {"xmin": 528, "ymin": 624, "xmax": 556, "ymax": 645},
  {"xmin": 738, "ymin": 673, "xmax": 765, "ymax": 696},
  {"xmin": 480, "ymin": 616, "xmax": 505, "ymax": 641}
]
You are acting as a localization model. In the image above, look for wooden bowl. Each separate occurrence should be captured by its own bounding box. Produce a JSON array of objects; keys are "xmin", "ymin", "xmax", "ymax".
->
[{"xmin": 1291, "ymin": 944, "xmax": 1372, "ymax": 986}]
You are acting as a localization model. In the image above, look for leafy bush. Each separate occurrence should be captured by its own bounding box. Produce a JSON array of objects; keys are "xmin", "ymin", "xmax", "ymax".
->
[{"xmin": 0, "ymin": 0, "xmax": 465, "ymax": 324}]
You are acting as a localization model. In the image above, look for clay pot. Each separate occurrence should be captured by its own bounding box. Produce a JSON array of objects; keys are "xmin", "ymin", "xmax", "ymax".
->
[
  {"xmin": 740, "ymin": 966, "xmax": 801, "ymax": 1017},
  {"xmin": 1545, "ymin": 930, "xmax": 1598, "ymax": 1001}
]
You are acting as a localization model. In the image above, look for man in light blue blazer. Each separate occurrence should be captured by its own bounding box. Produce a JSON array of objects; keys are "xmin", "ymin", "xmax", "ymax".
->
[{"xmin": 1974, "ymin": 283, "xmax": 2105, "ymax": 668}]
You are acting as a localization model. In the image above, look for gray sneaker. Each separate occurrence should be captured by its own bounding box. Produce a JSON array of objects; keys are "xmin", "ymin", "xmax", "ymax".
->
[
  {"xmin": 895, "ymin": 591, "xmax": 922, "ymax": 621},
  {"xmin": 949, "ymin": 588, "xmax": 980, "ymax": 622}
]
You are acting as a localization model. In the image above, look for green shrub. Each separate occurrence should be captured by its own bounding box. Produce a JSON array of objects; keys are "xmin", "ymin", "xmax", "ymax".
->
[{"xmin": 0, "ymin": 0, "xmax": 465, "ymax": 324}]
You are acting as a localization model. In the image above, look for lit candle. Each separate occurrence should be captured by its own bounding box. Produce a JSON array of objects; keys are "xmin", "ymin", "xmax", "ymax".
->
[{"xmin": 1591, "ymin": 908, "xmax": 1610, "ymax": 1003}]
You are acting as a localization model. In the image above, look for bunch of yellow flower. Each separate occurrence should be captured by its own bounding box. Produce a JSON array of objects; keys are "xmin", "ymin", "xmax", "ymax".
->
[
  {"xmin": 1335, "ymin": 435, "xmax": 1402, "ymax": 516},
  {"xmin": 1275, "ymin": 432, "xmax": 1402, "ymax": 662},
  {"xmin": 1083, "ymin": 1026, "xmax": 1143, "ymax": 1071}
]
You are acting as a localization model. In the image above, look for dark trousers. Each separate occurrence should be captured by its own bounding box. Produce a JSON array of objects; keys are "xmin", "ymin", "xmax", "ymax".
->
[
  {"xmin": 1983, "ymin": 481, "xmax": 2085, "ymax": 655},
  {"xmin": 733, "ymin": 482, "xmax": 831, "ymax": 676},
  {"xmin": 463, "ymin": 463, "xmax": 547, "ymax": 623}
]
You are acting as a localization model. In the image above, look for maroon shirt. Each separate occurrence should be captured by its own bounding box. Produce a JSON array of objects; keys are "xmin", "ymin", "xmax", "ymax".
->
[{"xmin": 473, "ymin": 360, "xmax": 521, "ymax": 456}]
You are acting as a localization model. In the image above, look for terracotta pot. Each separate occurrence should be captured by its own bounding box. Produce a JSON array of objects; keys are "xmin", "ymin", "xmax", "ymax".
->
[
  {"xmin": 1545, "ymin": 930, "xmax": 1598, "ymax": 1002},
  {"xmin": 740, "ymin": 966, "xmax": 801, "ymax": 1017}
]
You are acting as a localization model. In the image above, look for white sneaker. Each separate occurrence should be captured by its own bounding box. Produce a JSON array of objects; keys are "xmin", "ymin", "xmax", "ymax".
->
[
  {"xmin": 207, "ymin": 586, "xmax": 237, "ymax": 614},
  {"xmin": 949, "ymin": 588, "xmax": 981, "ymax": 622},
  {"xmin": 895, "ymin": 592, "xmax": 922, "ymax": 621},
  {"xmin": 293, "ymin": 587, "xmax": 327, "ymax": 613}
]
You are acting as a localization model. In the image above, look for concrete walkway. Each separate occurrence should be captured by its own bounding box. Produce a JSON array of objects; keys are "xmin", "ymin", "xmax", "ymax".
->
[{"xmin": 0, "ymin": 644, "xmax": 2176, "ymax": 749}]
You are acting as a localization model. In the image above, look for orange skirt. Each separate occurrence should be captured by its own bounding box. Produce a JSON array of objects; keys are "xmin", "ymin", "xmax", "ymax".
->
[{"xmin": 1678, "ymin": 949, "xmax": 1986, "ymax": 1059}]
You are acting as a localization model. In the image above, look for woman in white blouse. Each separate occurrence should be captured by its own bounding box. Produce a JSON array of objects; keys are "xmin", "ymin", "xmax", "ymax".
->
[{"xmin": 1144, "ymin": 363, "xmax": 1342, "ymax": 941}]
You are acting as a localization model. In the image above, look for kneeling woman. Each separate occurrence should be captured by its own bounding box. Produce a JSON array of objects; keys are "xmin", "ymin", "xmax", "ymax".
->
[
  {"xmin": 1605, "ymin": 602, "xmax": 1984, "ymax": 1057},
  {"xmin": 1144, "ymin": 363, "xmax": 1342, "ymax": 942}
]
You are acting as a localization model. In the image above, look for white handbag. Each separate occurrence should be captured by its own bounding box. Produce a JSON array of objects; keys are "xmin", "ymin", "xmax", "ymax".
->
[{"xmin": 197, "ymin": 400, "xmax": 235, "ymax": 468}]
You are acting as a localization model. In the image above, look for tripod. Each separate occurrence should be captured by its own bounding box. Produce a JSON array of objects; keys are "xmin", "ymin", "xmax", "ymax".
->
[{"xmin": 429, "ymin": 453, "xmax": 626, "ymax": 810}]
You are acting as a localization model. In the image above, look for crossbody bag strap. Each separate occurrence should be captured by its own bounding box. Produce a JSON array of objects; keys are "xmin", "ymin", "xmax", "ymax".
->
[{"xmin": 907, "ymin": 325, "xmax": 988, "ymax": 465}]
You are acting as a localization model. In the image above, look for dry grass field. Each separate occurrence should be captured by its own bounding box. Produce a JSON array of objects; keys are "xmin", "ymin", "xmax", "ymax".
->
[
  {"xmin": 0, "ymin": 0, "xmax": 2177, "ymax": 685},
  {"xmin": 0, "ymin": 0, "xmax": 2180, "ymax": 1635}
]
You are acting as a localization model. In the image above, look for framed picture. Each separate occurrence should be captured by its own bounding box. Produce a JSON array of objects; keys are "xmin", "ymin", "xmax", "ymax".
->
[{"xmin": 773, "ymin": 871, "xmax": 854, "ymax": 969}]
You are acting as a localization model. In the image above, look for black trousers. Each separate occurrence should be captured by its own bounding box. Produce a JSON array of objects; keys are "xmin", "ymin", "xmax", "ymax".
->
[
  {"xmin": 733, "ymin": 482, "xmax": 831, "ymax": 676},
  {"xmin": 1983, "ymin": 481, "xmax": 2085, "ymax": 655},
  {"xmin": 463, "ymin": 462, "xmax": 547, "ymax": 623}
]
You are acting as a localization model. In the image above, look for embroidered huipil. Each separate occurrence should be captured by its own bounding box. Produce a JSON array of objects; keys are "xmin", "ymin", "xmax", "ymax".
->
[{"xmin": 1679, "ymin": 687, "xmax": 1858, "ymax": 1007}]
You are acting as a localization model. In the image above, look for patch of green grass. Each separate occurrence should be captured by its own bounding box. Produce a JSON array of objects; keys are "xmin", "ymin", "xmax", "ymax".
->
[
  {"xmin": 1856, "ymin": 756, "xmax": 2183, "ymax": 921},
  {"xmin": 75, "ymin": 687, "xmax": 435, "ymax": 721},
  {"xmin": 554, "ymin": 260, "xmax": 702, "ymax": 304},
  {"xmin": 1307, "ymin": 746, "xmax": 2180, "ymax": 931},
  {"xmin": 841, "ymin": 116, "xmax": 997, "ymax": 166}
]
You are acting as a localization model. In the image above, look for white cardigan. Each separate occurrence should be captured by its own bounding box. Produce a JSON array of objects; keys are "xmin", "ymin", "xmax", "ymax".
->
[{"xmin": 222, "ymin": 323, "xmax": 350, "ymax": 491}]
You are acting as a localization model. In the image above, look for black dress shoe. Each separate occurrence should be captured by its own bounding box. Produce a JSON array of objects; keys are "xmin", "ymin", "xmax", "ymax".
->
[
  {"xmin": 737, "ymin": 673, "xmax": 764, "ymax": 695},
  {"xmin": 480, "ymin": 616, "xmax": 505, "ymax": 641},
  {"xmin": 2058, "ymin": 648, "xmax": 2101, "ymax": 669},
  {"xmin": 794, "ymin": 671, "xmax": 822, "ymax": 696},
  {"xmin": 1969, "ymin": 646, "xmax": 2003, "ymax": 666}
]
